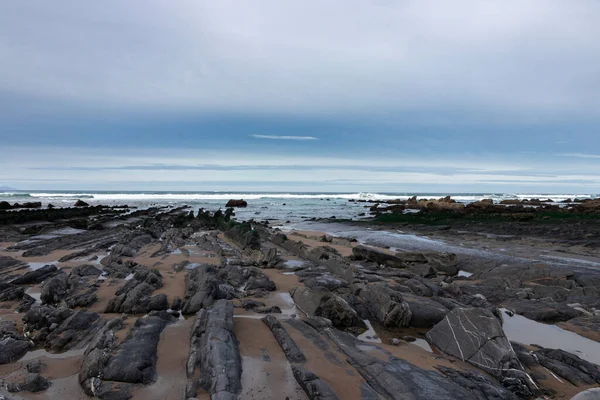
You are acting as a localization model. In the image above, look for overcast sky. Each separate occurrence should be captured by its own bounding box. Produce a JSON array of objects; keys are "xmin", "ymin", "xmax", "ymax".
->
[{"xmin": 1, "ymin": 1, "xmax": 600, "ymax": 192}]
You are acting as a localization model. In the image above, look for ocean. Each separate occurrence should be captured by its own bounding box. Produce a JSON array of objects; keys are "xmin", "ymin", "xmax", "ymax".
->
[{"xmin": 1, "ymin": 191, "xmax": 597, "ymax": 223}]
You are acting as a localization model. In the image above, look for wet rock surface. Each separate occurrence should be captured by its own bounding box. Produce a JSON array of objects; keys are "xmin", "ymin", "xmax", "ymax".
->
[{"xmin": 0, "ymin": 204, "xmax": 600, "ymax": 399}]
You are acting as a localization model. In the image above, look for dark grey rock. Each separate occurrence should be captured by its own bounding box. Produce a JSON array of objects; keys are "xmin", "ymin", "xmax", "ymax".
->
[
  {"xmin": 11, "ymin": 265, "xmax": 58, "ymax": 285},
  {"xmin": 534, "ymin": 348, "xmax": 600, "ymax": 386},
  {"xmin": 182, "ymin": 264, "xmax": 224, "ymax": 315},
  {"xmin": 45, "ymin": 310, "xmax": 102, "ymax": 352},
  {"xmin": 426, "ymin": 307, "xmax": 532, "ymax": 396},
  {"xmin": 0, "ymin": 283, "xmax": 25, "ymax": 302},
  {"xmin": 187, "ymin": 300, "xmax": 241, "ymax": 399},
  {"xmin": 40, "ymin": 272, "xmax": 69, "ymax": 304},
  {"xmin": 402, "ymin": 293, "xmax": 449, "ymax": 328},
  {"xmin": 261, "ymin": 315, "xmax": 306, "ymax": 363},
  {"xmin": 245, "ymin": 275, "xmax": 276, "ymax": 291},
  {"xmin": 290, "ymin": 286, "xmax": 364, "ymax": 328},
  {"xmin": 355, "ymin": 283, "xmax": 412, "ymax": 327},
  {"xmin": 436, "ymin": 366, "xmax": 521, "ymax": 400},
  {"xmin": 0, "ymin": 337, "xmax": 31, "ymax": 364},
  {"xmin": 292, "ymin": 364, "xmax": 339, "ymax": 400},
  {"xmin": 7, "ymin": 373, "xmax": 51, "ymax": 393},
  {"xmin": 353, "ymin": 245, "xmax": 406, "ymax": 268}
]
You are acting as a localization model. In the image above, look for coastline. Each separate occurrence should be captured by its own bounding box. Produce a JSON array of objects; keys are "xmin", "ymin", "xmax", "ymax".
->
[{"xmin": 0, "ymin": 199, "xmax": 599, "ymax": 399}]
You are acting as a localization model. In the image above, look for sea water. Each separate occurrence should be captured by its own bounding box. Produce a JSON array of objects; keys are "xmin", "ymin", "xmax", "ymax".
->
[{"xmin": 1, "ymin": 190, "xmax": 597, "ymax": 223}]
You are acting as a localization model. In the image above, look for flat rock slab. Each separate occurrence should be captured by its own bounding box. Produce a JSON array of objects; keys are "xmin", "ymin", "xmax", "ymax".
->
[{"xmin": 426, "ymin": 307, "xmax": 521, "ymax": 377}]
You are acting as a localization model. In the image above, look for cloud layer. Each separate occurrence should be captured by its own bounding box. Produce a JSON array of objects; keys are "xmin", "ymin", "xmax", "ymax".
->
[
  {"xmin": 250, "ymin": 135, "xmax": 318, "ymax": 140},
  {"xmin": 1, "ymin": 1, "xmax": 600, "ymax": 192},
  {"xmin": 1, "ymin": 1, "xmax": 600, "ymax": 118}
]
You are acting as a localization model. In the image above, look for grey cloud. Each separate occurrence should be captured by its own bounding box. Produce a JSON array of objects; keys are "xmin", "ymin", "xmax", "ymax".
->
[{"xmin": 1, "ymin": 1, "xmax": 599, "ymax": 118}]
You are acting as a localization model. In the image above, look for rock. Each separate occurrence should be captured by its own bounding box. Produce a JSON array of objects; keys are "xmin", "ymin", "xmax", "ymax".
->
[
  {"xmin": 245, "ymin": 275, "xmax": 276, "ymax": 291},
  {"xmin": 292, "ymin": 365, "xmax": 339, "ymax": 400},
  {"xmin": 504, "ymin": 299, "xmax": 582, "ymax": 322},
  {"xmin": 0, "ymin": 337, "xmax": 31, "ymax": 364},
  {"xmin": 182, "ymin": 264, "xmax": 225, "ymax": 315},
  {"xmin": 105, "ymin": 275, "xmax": 168, "ymax": 314},
  {"xmin": 572, "ymin": 388, "xmax": 600, "ymax": 400},
  {"xmin": 187, "ymin": 300, "xmax": 241, "ymax": 399},
  {"xmin": 261, "ymin": 315, "xmax": 306, "ymax": 363},
  {"xmin": 225, "ymin": 223, "xmax": 261, "ymax": 252},
  {"xmin": 436, "ymin": 366, "xmax": 521, "ymax": 400},
  {"xmin": 290, "ymin": 286, "xmax": 364, "ymax": 327},
  {"xmin": 355, "ymin": 283, "xmax": 412, "ymax": 327},
  {"xmin": 407, "ymin": 263, "xmax": 437, "ymax": 278},
  {"xmin": 102, "ymin": 314, "xmax": 174, "ymax": 384},
  {"xmin": 11, "ymin": 265, "xmax": 58, "ymax": 285},
  {"xmin": 241, "ymin": 299, "xmax": 265, "ymax": 310},
  {"xmin": 225, "ymin": 199, "xmax": 248, "ymax": 207},
  {"xmin": 402, "ymin": 294, "xmax": 449, "ymax": 328},
  {"xmin": 0, "ymin": 283, "xmax": 25, "ymax": 302},
  {"xmin": 40, "ymin": 272, "xmax": 69, "ymax": 304},
  {"xmin": 26, "ymin": 360, "xmax": 44, "ymax": 373},
  {"xmin": 171, "ymin": 296, "xmax": 182, "ymax": 311},
  {"xmin": 74, "ymin": 199, "xmax": 89, "ymax": 207},
  {"xmin": 256, "ymin": 306, "xmax": 282, "ymax": 314},
  {"xmin": 426, "ymin": 308, "xmax": 524, "ymax": 378},
  {"xmin": 324, "ymin": 328, "xmax": 477, "ymax": 400},
  {"xmin": 402, "ymin": 335, "xmax": 416, "ymax": 342},
  {"xmin": 391, "ymin": 338, "xmax": 402, "ymax": 346},
  {"xmin": 7, "ymin": 373, "xmax": 51, "ymax": 393},
  {"xmin": 45, "ymin": 310, "xmax": 102, "ymax": 352},
  {"xmin": 352, "ymin": 245, "xmax": 406, "ymax": 268},
  {"xmin": 534, "ymin": 348, "xmax": 600, "ymax": 386}
]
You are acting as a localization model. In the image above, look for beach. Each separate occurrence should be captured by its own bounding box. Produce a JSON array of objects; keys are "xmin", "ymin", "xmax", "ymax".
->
[{"xmin": 1, "ymin": 196, "xmax": 600, "ymax": 399}]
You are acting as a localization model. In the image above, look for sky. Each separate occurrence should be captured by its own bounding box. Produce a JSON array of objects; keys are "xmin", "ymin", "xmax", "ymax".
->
[{"xmin": 1, "ymin": 1, "xmax": 600, "ymax": 193}]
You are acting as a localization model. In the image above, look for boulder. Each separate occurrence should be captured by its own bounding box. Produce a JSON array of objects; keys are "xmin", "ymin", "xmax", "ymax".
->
[
  {"xmin": 7, "ymin": 373, "xmax": 51, "ymax": 393},
  {"xmin": 290, "ymin": 286, "xmax": 363, "ymax": 327},
  {"xmin": 40, "ymin": 272, "xmax": 69, "ymax": 304},
  {"xmin": 0, "ymin": 337, "xmax": 31, "ymax": 364},
  {"xmin": 402, "ymin": 294, "xmax": 449, "ymax": 328},
  {"xmin": 426, "ymin": 308, "xmax": 524, "ymax": 378},
  {"xmin": 74, "ymin": 199, "xmax": 89, "ymax": 207},
  {"xmin": 356, "ymin": 283, "xmax": 412, "ymax": 327},
  {"xmin": 225, "ymin": 199, "xmax": 247, "ymax": 208}
]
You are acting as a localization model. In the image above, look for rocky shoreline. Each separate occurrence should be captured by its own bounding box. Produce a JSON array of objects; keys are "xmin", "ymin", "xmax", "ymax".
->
[{"xmin": 0, "ymin": 201, "xmax": 599, "ymax": 399}]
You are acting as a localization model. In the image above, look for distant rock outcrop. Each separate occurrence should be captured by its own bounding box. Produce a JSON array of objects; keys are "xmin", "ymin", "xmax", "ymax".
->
[{"xmin": 225, "ymin": 199, "xmax": 248, "ymax": 208}]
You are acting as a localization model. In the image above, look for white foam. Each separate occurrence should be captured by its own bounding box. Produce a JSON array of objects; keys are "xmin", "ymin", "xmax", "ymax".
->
[
  {"xmin": 457, "ymin": 270, "xmax": 473, "ymax": 278},
  {"xmin": 124, "ymin": 273, "xmax": 135, "ymax": 281}
]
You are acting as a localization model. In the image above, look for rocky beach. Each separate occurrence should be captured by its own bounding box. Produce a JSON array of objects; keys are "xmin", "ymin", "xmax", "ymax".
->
[{"xmin": 1, "ymin": 196, "xmax": 600, "ymax": 399}]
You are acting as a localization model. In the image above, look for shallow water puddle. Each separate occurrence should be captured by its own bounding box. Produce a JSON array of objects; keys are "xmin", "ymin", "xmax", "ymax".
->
[
  {"xmin": 25, "ymin": 287, "xmax": 42, "ymax": 304},
  {"xmin": 412, "ymin": 338, "xmax": 433, "ymax": 353},
  {"xmin": 28, "ymin": 262, "xmax": 57, "ymax": 271},
  {"xmin": 501, "ymin": 309, "xmax": 600, "ymax": 365},
  {"xmin": 19, "ymin": 347, "xmax": 86, "ymax": 362},
  {"xmin": 357, "ymin": 320, "xmax": 381, "ymax": 344},
  {"xmin": 283, "ymin": 259, "xmax": 305, "ymax": 269}
]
